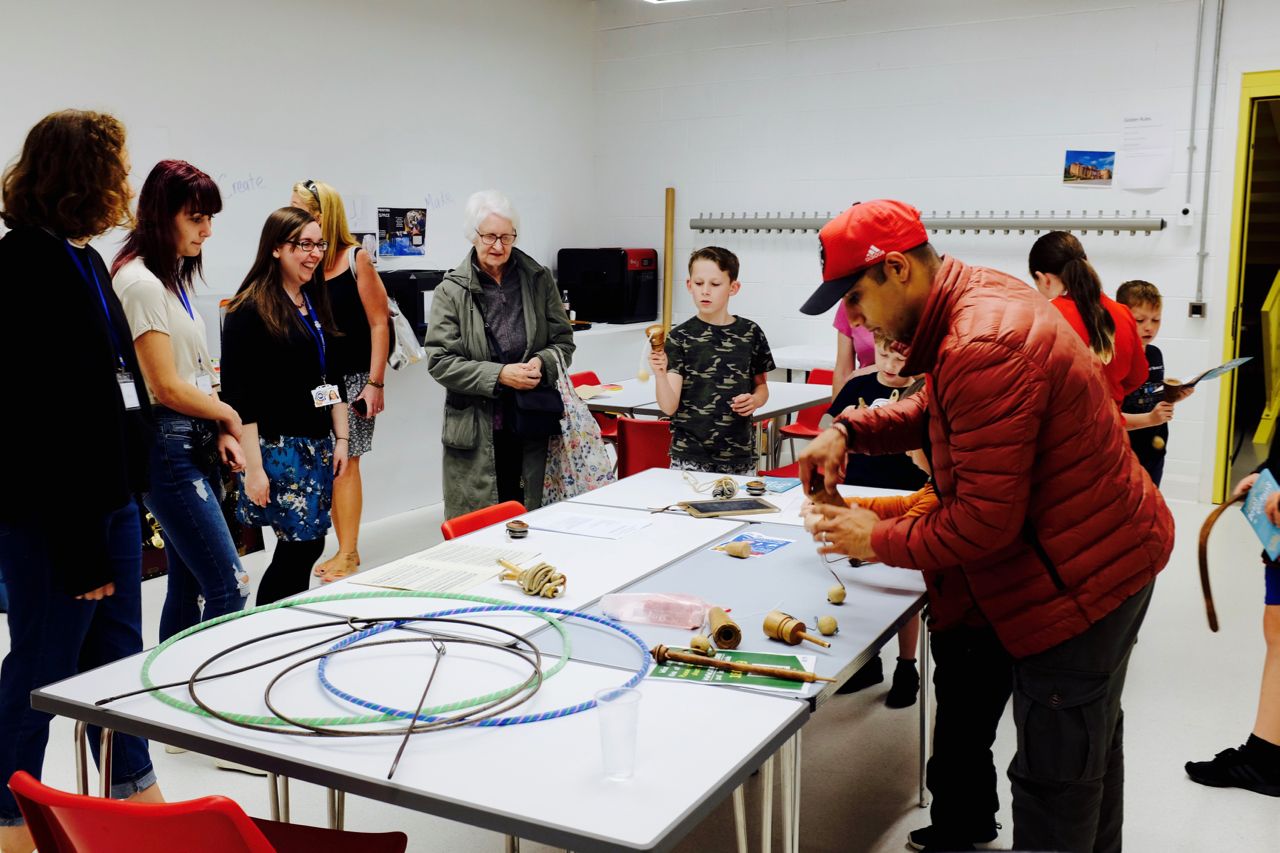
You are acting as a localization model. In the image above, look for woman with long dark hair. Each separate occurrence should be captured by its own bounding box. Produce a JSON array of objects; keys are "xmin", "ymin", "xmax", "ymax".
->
[
  {"xmin": 289, "ymin": 180, "xmax": 389, "ymax": 582},
  {"xmin": 220, "ymin": 207, "xmax": 348, "ymax": 605},
  {"xmin": 1028, "ymin": 231, "xmax": 1147, "ymax": 403},
  {"xmin": 0, "ymin": 109, "xmax": 164, "ymax": 853},
  {"xmin": 111, "ymin": 160, "xmax": 250, "ymax": 640}
]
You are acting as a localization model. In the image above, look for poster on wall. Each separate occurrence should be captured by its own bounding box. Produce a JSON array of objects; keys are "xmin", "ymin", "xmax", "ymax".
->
[
  {"xmin": 1115, "ymin": 113, "xmax": 1174, "ymax": 190},
  {"xmin": 1062, "ymin": 150, "xmax": 1115, "ymax": 186},
  {"xmin": 378, "ymin": 207, "xmax": 427, "ymax": 256}
]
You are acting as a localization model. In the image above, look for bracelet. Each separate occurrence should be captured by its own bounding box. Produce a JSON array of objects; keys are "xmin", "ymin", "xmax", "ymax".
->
[
  {"xmin": 366, "ymin": 379, "xmax": 384, "ymax": 389},
  {"xmin": 335, "ymin": 436, "xmax": 349, "ymax": 442}
]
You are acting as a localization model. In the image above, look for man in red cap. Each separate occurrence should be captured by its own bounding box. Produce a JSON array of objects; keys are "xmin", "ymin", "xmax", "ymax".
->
[{"xmin": 799, "ymin": 200, "xmax": 1174, "ymax": 853}]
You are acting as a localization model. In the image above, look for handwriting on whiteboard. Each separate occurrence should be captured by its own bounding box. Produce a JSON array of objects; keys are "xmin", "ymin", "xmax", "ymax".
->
[
  {"xmin": 218, "ymin": 171, "xmax": 266, "ymax": 199},
  {"xmin": 423, "ymin": 191, "xmax": 454, "ymax": 211}
]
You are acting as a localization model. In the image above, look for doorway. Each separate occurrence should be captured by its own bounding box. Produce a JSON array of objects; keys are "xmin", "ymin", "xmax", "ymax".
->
[{"xmin": 1217, "ymin": 72, "xmax": 1280, "ymax": 502}]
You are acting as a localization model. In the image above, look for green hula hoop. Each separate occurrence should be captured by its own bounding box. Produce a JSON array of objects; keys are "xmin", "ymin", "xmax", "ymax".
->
[{"xmin": 139, "ymin": 590, "xmax": 570, "ymax": 727}]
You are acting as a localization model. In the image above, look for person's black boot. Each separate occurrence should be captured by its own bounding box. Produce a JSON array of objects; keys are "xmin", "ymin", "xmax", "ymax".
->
[
  {"xmin": 906, "ymin": 822, "xmax": 999, "ymax": 851},
  {"xmin": 835, "ymin": 654, "xmax": 883, "ymax": 694},
  {"xmin": 885, "ymin": 657, "xmax": 919, "ymax": 708},
  {"xmin": 1185, "ymin": 735, "xmax": 1280, "ymax": 797}
]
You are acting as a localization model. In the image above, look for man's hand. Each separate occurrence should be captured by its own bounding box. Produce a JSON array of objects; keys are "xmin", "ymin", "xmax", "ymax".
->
[
  {"xmin": 808, "ymin": 502, "xmax": 880, "ymax": 561},
  {"xmin": 798, "ymin": 425, "xmax": 849, "ymax": 493}
]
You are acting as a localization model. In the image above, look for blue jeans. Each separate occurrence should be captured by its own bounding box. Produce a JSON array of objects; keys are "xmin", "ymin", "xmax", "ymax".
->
[
  {"xmin": 0, "ymin": 499, "xmax": 157, "ymax": 825},
  {"xmin": 144, "ymin": 414, "xmax": 249, "ymax": 641},
  {"xmin": 0, "ymin": 571, "xmax": 7, "ymax": 612}
]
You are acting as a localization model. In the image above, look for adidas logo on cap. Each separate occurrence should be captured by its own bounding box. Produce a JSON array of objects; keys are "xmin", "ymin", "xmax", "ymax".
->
[{"xmin": 864, "ymin": 245, "xmax": 885, "ymax": 263}]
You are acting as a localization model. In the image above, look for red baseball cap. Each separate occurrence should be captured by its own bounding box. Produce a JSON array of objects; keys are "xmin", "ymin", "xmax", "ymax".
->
[{"xmin": 800, "ymin": 200, "xmax": 929, "ymax": 315}]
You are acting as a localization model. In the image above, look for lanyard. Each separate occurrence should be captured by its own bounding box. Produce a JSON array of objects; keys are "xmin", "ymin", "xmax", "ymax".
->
[
  {"xmin": 64, "ymin": 242, "xmax": 127, "ymax": 372},
  {"xmin": 177, "ymin": 285, "xmax": 195, "ymax": 320},
  {"xmin": 299, "ymin": 291, "xmax": 327, "ymax": 377}
]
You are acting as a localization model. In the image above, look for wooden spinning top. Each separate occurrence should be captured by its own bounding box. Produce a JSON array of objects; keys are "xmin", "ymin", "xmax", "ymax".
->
[
  {"xmin": 806, "ymin": 469, "xmax": 844, "ymax": 509},
  {"xmin": 644, "ymin": 323, "xmax": 666, "ymax": 352},
  {"xmin": 763, "ymin": 610, "xmax": 830, "ymax": 648},
  {"xmin": 708, "ymin": 607, "xmax": 742, "ymax": 649}
]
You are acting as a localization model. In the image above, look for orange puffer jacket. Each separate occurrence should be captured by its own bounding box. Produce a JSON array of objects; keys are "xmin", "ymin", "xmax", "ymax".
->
[{"xmin": 836, "ymin": 256, "xmax": 1173, "ymax": 658}]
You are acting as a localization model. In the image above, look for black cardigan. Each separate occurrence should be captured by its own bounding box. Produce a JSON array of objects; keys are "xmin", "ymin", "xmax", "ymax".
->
[{"xmin": 0, "ymin": 226, "xmax": 153, "ymax": 594}]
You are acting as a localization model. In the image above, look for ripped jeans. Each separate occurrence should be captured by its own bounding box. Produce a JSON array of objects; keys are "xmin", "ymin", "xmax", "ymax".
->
[{"xmin": 144, "ymin": 412, "xmax": 249, "ymax": 641}]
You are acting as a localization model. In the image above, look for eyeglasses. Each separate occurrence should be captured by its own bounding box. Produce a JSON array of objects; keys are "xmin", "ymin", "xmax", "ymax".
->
[
  {"xmin": 476, "ymin": 230, "xmax": 517, "ymax": 247},
  {"xmin": 288, "ymin": 239, "xmax": 329, "ymax": 253}
]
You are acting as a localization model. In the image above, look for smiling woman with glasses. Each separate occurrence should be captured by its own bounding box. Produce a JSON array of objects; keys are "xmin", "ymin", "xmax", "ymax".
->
[
  {"xmin": 289, "ymin": 179, "xmax": 391, "ymax": 584},
  {"xmin": 220, "ymin": 207, "xmax": 349, "ymax": 607},
  {"xmin": 424, "ymin": 189, "xmax": 575, "ymax": 519}
]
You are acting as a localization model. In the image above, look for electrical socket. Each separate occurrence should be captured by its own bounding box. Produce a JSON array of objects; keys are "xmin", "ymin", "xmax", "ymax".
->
[
  {"xmin": 1189, "ymin": 302, "xmax": 1207, "ymax": 318},
  {"xmin": 1176, "ymin": 204, "xmax": 1195, "ymax": 227}
]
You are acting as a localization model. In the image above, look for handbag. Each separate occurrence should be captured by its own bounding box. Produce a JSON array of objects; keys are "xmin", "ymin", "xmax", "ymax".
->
[
  {"xmin": 511, "ymin": 384, "xmax": 564, "ymax": 438},
  {"xmin": 347, "ymin": 246, "xmax": 424, "ymax": 370},
  {"xmin": 542, "ymin": 350, "xmax": 616, "ymax": 501}
]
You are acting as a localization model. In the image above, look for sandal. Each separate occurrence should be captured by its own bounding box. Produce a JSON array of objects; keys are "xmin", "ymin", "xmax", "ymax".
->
[{"xmin": 320, "ymin": 552, "xmax": 360, "ymax": 583}]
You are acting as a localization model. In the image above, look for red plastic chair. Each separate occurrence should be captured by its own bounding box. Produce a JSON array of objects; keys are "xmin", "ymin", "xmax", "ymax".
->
[
  {"xmin": 615, "ymin": 417, "xmax": 671, "ymax": 478},
  {"xmin": 779, "ymin": 368, "xmax": 834, "ymax": 462},
  {"xmin": 757, "ymin": 461, "xmax": 799, "ymax": 478},
  {"xmin": 440, "ymin": 500, "xmax": 528, "ymax": 540},
  {"xmin": 7, "ymin": 771, "xmax": 407, "ymax": 853},
  {"xmin": 569, "ymin": 370, "xmax": 618, "ymax": 441}
]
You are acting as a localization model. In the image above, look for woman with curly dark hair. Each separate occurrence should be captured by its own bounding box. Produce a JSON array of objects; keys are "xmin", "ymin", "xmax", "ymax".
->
[{"xmin": 0, "ymin": 109, "xmax": 164, "ymax": 853}]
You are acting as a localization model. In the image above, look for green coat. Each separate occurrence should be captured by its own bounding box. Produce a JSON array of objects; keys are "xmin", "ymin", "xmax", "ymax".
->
[{"xmin": 425, "ymin": 248, "xmax": 575, "ymax": 519}]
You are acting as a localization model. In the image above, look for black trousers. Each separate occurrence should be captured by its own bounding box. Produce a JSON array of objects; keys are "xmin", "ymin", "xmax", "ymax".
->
[
  {"xmin": 493, "ymin": 428, "xmax": 526, "ymax": 506},
  {"xmin": 1009, "ymin": 581, "xmax": 1155, "ymax": 853},
  {"xmin": 927, "ymin": 624, "xmax": 1014, "ymax": 836}
]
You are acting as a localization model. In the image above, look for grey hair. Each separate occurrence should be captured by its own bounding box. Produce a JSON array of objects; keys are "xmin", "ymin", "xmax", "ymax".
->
[{"xmin": 462, "ymin": 190, "xmax": 520, "ymax": 243}]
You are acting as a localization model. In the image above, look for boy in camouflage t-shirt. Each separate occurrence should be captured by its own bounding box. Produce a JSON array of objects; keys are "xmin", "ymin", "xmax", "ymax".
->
[{"xmin": 650, "ymin": 247, "xmax": 774, "ymax": 475}]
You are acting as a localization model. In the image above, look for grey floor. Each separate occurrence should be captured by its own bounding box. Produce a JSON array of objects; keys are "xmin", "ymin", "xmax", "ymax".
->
[{"xmin": 3, "ymin": 496, "xmax": 1278, "ymax": 852}]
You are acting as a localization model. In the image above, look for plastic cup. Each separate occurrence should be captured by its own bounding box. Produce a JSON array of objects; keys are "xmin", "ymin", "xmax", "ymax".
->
[{"xmin": 595, "ymin": 687, "xmax": 641, "ymax": 780}]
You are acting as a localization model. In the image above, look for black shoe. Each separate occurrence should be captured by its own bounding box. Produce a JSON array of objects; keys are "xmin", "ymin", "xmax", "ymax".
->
[
  {"xmin": 886, "ymin": 657, "xmax": 919, "ymax": 708},
  {"xmin": 906, "ymin": 823, "xmax": 999, "ymax": 852},
  {"xmin": 1185, "ymin": 746, "xmax": 1280, "ymax": 797},
  {"xmin": 836, "ymin": 655, "xmax": 883, "ymax": 694}
]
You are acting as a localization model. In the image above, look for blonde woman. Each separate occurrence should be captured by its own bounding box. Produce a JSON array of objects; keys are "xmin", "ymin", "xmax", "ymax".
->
[{"xmin": 290, "ymin": 180, "xmax": 389, "ymax": 581}]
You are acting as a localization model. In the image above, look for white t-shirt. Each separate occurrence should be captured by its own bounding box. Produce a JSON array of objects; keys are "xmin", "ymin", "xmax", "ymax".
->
[{"xmin": 112, "ymin": 257, "xmax": 218, "ymax": 405}]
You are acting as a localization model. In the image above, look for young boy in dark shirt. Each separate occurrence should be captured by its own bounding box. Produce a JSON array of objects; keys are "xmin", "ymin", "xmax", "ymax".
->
[
  {"xmin": 650, "ymin": 247, "xmax": 774, "ymax": 475},
  {"xmin": 1116, "ymin": 280, "xmax": 1182, "ymax": 487}
]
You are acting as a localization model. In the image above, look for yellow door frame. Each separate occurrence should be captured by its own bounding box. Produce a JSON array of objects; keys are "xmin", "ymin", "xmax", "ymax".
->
[{"xmin": 1214, "ymin": 70, "xmax": 1280, "ymax": 503}]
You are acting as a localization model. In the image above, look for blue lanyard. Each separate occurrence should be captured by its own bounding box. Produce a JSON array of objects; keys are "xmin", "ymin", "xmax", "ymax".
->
[
  {"xmin": 177, "ymin": 285, "xmax": 195, "ymax": 320},
  {"xmin": 299, "ymin": 291, "xmax": 327, "ymax": 377},
  {"xmin": 64, "ymin": 242, "xmax": 126, "ymax": 372}
]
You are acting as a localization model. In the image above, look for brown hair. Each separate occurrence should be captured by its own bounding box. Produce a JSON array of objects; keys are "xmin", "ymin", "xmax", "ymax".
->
[
  {"xmin": 689, "ymin": 246, "xmax": 739, "ymax": 281},
  {"xmin": 1115, "ymin": 280, "xmax": 1162, "ymax": 311},
  {"xmin": 1028, "ymin": 231, "xmax": 1115, "ymax": 363},
  {"xmin": 228, "ymin": 207, "xmax": 339, "ymax": 341},
  {"xmin": 1, "ymin": 110, "xmax": 133, "ymax": 237}
]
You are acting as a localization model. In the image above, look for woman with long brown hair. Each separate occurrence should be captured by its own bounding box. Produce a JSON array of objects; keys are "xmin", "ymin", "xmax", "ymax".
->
[
  {"xmin": 1028, "ymin": 231, "xmax": 1147, "ymax": 404},
  {"xmin": 289, "ymin": 180, "xmax": 389, "ymax": 582},
  {"xmin": 0, "ymin": 109, "xmax": 164, "ymax": 853},
  {"xmin": 220, "ymin": 207, "xmax": 348, "ymax": 605},
  {"xmin": 112, "ymin": 160, "xmax": 250, "ymax": 640}
]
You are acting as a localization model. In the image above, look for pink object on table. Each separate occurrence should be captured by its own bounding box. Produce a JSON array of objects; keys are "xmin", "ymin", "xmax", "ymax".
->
[{"xmin": 832, "ymin": 307, "xmax": 876, "ymax": 369}]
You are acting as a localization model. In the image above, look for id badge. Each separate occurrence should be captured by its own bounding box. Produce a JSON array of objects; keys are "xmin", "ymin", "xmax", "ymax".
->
[
  {"xmin": 117, "ymin": 372, "xmax": 141, "ymax": 411},
  {"xmin": 195, "ymin": 374, "xmax": 214, "ymax": 395},
  {"xmin": 312, "ymin": 383, "xmax": 341, "ymax": 408}
]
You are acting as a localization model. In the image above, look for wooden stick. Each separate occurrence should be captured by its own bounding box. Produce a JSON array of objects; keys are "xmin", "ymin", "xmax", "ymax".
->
[
  {"xmin": 651, "ymin": 645, "xmax": 835, "ymax": 684},
  {"xmin": 1197, "ymin": 491, "xmax": 1245, "ymax": 632}
]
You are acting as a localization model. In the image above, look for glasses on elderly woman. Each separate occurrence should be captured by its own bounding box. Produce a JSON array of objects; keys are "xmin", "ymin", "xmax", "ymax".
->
[
  {"xmin": 288, "ymin": 239, "xmax": 329, "ymax": 253},
  {"xmin": 476, "ymin": 230, "xmax": 517, "ymax": 247}
]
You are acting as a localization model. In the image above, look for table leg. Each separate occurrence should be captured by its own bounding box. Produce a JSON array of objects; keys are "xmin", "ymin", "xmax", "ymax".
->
[
  {"xmin": 767, "ymin": 416, "xmax": 784, "ymax": 470},
  {"xmin": 780, "ymin": 730, "xmax": 804, "ymax": 853},
  {"xmin": 267, "ymin": 773, "xmax": 280, "ymax": 821},
  {"xmin": 761, "ymin": 754, "xmax": 775, "ymax": 853},
  {"xmin": 281, "ymin": 775, "xmax": 291, "ymax": 823},
  {"xmin": 918, "ymin": 612, "xmax": 931, "ymax": 808},
  {"xmin": 97, "ymin": 728, "xmax": 114, "ymax": 799},
  {"xmin": 326, "ymin": 787, "xmax": 346, "ymax": 830},
  {"xmin": 732, "ymin": 784, "xmax": 748, "ymax": 853},
  {"xmin": 73, "ymin": 721, "xmax": 89, "ymax": 796},
  {"xmin": 504, "ymin": 835, "xmax": 520, "ymax": 852}
]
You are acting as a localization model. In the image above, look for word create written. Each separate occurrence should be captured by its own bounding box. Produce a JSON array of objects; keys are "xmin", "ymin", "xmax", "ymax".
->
[{"xmin": 218, "ymin": 171, "xmax": 266, "ymax": 199}]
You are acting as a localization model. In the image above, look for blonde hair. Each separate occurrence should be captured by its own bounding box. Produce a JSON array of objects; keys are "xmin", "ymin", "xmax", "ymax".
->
[{"xmin": 291, "ymin": 180, "xmax": 357, "ymax": 274}]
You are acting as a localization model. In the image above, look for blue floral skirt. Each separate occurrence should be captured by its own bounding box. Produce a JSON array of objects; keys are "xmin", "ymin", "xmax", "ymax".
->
[{"xmin": 236, "ymin": 435, "xmax": 334, "ymax": 542}]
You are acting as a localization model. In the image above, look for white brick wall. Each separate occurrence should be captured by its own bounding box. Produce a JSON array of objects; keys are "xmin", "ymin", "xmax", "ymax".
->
[{"xmin": 592, "ymin": 0, "xmax": 1280, "ymax": 502}]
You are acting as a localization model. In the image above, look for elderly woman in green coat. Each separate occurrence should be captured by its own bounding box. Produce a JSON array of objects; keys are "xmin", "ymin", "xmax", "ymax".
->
[{"xmin": 425, "ymin": 190, "xmax": 575, "ymax": 519}]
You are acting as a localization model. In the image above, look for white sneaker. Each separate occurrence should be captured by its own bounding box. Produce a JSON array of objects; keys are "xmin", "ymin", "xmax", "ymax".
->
[
  {"xmin": 163, "ymin": 744, "xmax": 187, "ymax": 755},
  {"xmin": 215, "ymin": 758, "xmax": 268, "ymax": 776}
]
